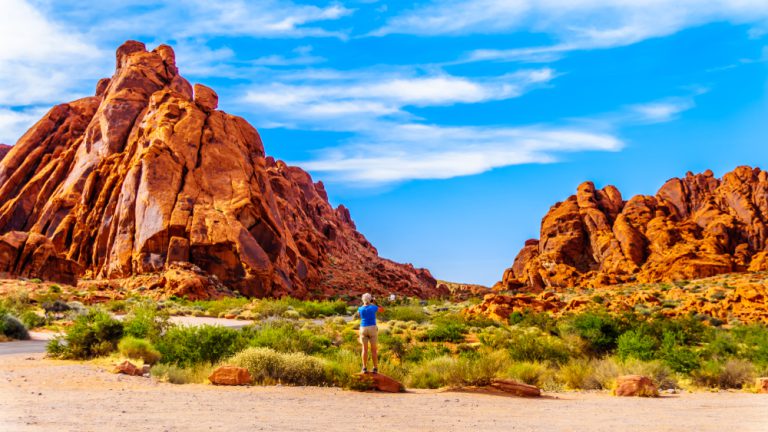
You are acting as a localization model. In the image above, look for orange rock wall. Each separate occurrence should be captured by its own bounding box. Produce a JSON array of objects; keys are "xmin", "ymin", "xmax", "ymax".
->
[{"xmin": 502, "ymin": 168, "xmax": 768, "ymax": 290}]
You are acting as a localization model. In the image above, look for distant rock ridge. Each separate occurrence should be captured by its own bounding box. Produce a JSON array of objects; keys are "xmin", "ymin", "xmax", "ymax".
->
[
  {"xmin": 499, "ymin": 167, "xmax": 768, "ymax": 290},
  {"xmin": 0, "ymin": 40, "xmax": 443, "ymax": 299}
]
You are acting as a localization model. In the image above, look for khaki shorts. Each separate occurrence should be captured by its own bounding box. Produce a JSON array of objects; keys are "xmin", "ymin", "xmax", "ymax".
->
[{"xmin": 359, "ymin": 325, "xmax": 378, "ymax": 345}]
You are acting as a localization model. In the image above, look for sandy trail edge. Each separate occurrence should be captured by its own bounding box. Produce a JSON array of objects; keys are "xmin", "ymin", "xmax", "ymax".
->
[{"xmin": 1, "ymin": 353, "xmax": 766, "ymax": 432}]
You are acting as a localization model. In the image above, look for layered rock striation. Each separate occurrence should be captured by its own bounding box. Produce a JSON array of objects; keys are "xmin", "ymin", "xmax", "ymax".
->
[
  {"xmin": 0, "ymin": 41, "xmax": 441, "ymax": 299},
  {"xmin": 500, "ymin": 167, "xmax": 768, "ymax": 290},
  {"xmin": 0, "ymin": 144, "xmax": 11, "ymax": 161}
]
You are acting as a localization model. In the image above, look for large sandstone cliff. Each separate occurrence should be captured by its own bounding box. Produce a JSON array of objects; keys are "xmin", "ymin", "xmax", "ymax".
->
[
  {"xmin": 500, "ymin": 167, "xmax": 768, "ymax": 291},
  {"xmin": 0, "ymin": 41, "xmax": 441, "ymax": 299}
]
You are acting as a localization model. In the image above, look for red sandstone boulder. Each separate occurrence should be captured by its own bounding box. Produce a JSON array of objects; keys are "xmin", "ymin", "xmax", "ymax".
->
[
  {"xmin": 500, "ymin": 167, "xmax": 768, "ymax": 290},
  {"xmin": 757, "ymin": 377, "xmax": 768, "ymax": 393},
  {"xmin": 354, "ymin": 373, "xmax": 404, "ymax": 393},
  {"xmin": 209, "ymin": 366, "xmax": 253, "ymax": 386},
  {"xmin": 614, "ymin": 375, "xmax": 658, "ymax": 397},
  {"xmin": 0, "ymin": 231, "xmax": 81, "ymax": 284},
  {"xmin": 0, "ymin": 40, "xmax": 440, "ymax": 300},
  {"xmin": 490, "ymin": 379, "xmax": 541, "ymax": 397},
  {"xmin": 114, "ymin": 360, "xmax": 143, "ymax": 376}
]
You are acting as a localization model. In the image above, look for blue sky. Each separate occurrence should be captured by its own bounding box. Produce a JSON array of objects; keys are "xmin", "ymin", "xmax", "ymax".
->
[{"xmin": 2, "ymin": 1, "xmax": 768, "ymax": 285}]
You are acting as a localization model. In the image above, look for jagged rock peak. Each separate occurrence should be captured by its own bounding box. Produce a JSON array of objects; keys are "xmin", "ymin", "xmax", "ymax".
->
[
  {"xmin": 0, "ymin": 41, "xmax": 444, "ymax": 300},
  {"xmin": 498, "ymin": 166, "xmax": 768, "ymax": 291}
]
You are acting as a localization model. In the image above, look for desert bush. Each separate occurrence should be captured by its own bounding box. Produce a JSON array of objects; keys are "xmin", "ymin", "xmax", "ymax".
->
[
  {"xmin": 424, "ymin": 315, "xmax": 467, "ymax": 342},
  {"xmin": 621, "ymin": 359, "xmax": 678, "ymax": 390},
  {"xmin": 19, "ymin": 310, "xmax": 46, "ymax": 329},
  {"xmin": 243, "ymin": 320, "xmax": 331, "ymax": 354},
  {"xmin": 0, "ymin": 313, "xmax": 30, "ymax": 340},
  {"xmin": 508, "ymin": 310, "xmax": 559, "ymax": 334},
  {"xmin": 156, "ymin": 325, "xmax": 246, "ymax": 367},
  {"xmin": 564, "ymin": 311, "xmax": 623, "ymax": 356},
  {"xmin": 118, "ymin": 336, "xmax": 161, "ymax": 364},
  {"xmin": 731, "ymin": 325, "xmax": 768, "ymax": 366},
  {"xmin": 122, "ymin": 301, "xmax": 170, "ymax": 341},
  {"xmin": 293, "ymin": 300, "xmax": 347, "ymax": 318},
  {"xmin": 381, "ymin": 305, "xmax": 427, "ymax": 323},
  {"xmin": 506, "ymin": 328, "xmax": 572, "ymax": 364},
  {"xmin": 617, "ymin": 329, "xmax": 657, "ymax": 361},
  {"xmin": 694, "ymin": 359, "xmax": 756, "ymax": 389},
  {"xmin": 504, "ymin": 361, "xmax": 558, "ymax": 389},
  {"xmin": 47, "ymin": 309, "xmax": 123, "ymax": 359},
  {"xmin": 229, "ymin": 347, "xmax": 328, "ymax": 386},
  {"xmin": 558, "ymin": 358, "xmax": 601, "ymax": 390},
  {"xmin": 406, "ymin": 351, "xmax": 509, "ymax": 389},
  {"xmin": 659, "ymin": 332, "xmax": 700, "ymax": 373},
  {"xmin": 151, "ymin": 363, "xmax": 213, "ymax": 384},
  {"xmin": 185, "ymin": 297, "xmax": 250, "ymax": 317}
]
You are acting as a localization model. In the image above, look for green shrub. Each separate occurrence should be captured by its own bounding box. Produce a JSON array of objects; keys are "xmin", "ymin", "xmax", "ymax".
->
[
  {"xmin": 617, "ymin": 330, "xmax": 657, "ymax": 361},
  {"xmin": 294, "ymin": 300, "xmax": 348, "ymax": 318},
  {"xmin": 565, "ymin": 311, "xmax": 622, "ymax": 355},
  {"xmin": 19, "ymin": 311, "xmax": 46, "ymax": 329},
  {"xmin": 243, "ymin": 320, "xmax": 331, "ymax": 354},
  {"xmin": 509, "ymin": 310, "xmax": 559, "ymax": 334},
  {"xmin": 118, "ymin": 336, "xmax": 161, "ymax": 364},
  {"xmin": 424, "ymin": 316, "xmax": 467, "ymax": 342},
  {"xmin": 229, "ymin": 347, "xmax": 328, "ymax": 386},
  {"xmin": 506, "ymin": 328, "xmax": 572, "ymax": 364},
  {"xmin": 504, "ymin": 361, "xmax": 558, "ymax": 389},
  {"xmin": 156, "ymin": 325, "xmax": 246, "ymax": 367},
  {"xmin": 694, "ymin": 359, "xmax": 756, "ymax": 389},
  {"xmin": 381, "ymin": 305, "xmax": 427, "ymax": 322},
  {"xmin": 406, "ymin": 351, "xmax": 509, "ymax": 389},
  {"xmin": 0, "ymin": 313, "xmax": 30, "ymax": 340},
  {"xmin": 122, "ymin": 301, "xmax": 170, "ymax": 341},
  {"xmin": 731, "ymin": 325, "xmax": 768, "ymax": 366},
  {"xmin": 659, "ymin": 332, "xmax": 700, "ymax": 373},
  {"xmin": 151, "ymin": 363, "xmax": 213, "ymax": 384},
  {"xmin": 47, "ymin": 309, "xmax": 123, "ymax": 359},
  {"xmin": 558, "ymin": 358, "xmax": 601, "ymax": 390}
]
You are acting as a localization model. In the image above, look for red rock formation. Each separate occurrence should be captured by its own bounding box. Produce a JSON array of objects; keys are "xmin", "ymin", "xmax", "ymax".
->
[
  {"xmin": 500, "ymin": 168, "xmax": 768, "ymax": 290},
  {"xmin": 0, "ymin": 41, "xmax": 442, "ymax": 299},
  {"xmin": 614, "ymin": 375, "xmax": 659, "ymax": 397},
  {"xmin": 0, "ymin": 144, "xmax": 10, "ymax": 161},
  {"xmin": 209, "ymin": 366, "xmax": 253, "ymax": 385}
]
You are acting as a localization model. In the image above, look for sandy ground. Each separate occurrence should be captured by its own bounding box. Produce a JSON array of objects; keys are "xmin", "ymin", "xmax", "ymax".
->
[{"xmin": 1, "ymin": 352, "xmax": 766, "ymax": 432}]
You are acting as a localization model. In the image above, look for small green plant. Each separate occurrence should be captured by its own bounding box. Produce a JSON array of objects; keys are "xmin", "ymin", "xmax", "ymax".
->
[
  {"xmin": 47, "ymin": 309, "xmax": 123, "ymax": 359},
  {"xmin": 122, "ymin": 300, "xmax": 170, "ymax": 341},
  {"xmin": 381, "ymin": 305, "xmax": 427, "ymax": 323},
  {"xmin": 118, "ymin": 336, "xmax": 161, "ymax": 364},
  {"xmin": 243, "ymin": 320, "xmax": 331, "ymax": 354},
  {"xmin": 424, "ymin": 316, "xmax": 467, "ymax": 342},
  {"xmin": 565, "ymin": 311, "xmax": 623, "ymax": 355},
  {"xmin": 151, "ymin": 363, "xmax": 214, "ymax": 384}
]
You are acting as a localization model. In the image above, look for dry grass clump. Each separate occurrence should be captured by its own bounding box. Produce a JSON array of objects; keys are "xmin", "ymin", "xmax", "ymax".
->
[{"xmin": 228, "ymin": 347, "xmax": 328, "ymax": 386}]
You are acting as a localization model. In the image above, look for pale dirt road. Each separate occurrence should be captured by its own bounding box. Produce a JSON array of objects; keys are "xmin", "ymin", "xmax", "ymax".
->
[{"xmin": 1, "ymin": 353, "xmax": 766, "ymax": 432}]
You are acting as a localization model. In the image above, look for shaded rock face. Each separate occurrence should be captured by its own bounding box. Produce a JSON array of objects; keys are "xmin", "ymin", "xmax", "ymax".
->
[
  {"xmin": 0, "ymin": 41, "xmax": 440, "ymax": 299},
  {"xmin": 500, "ymin": 168, "xmax": 768, "ymax": 290},
  {"xmin": 0, "ymin": 144, "xmax": 10, "ymax": 161}
]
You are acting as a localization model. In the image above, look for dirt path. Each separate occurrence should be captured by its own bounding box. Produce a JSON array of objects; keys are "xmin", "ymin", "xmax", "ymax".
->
[{"xmin": 1, "ymin": 354, "xmax": 766, "ymax": 432}]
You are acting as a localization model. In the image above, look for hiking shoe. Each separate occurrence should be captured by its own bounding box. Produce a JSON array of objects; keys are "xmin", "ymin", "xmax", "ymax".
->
[
  {"xmin": 372, "ymin": 368, "xmax": 378, "ymax": 374},
  {"xmin": 361, "ymin": 367, "xmax": 367, "ymax": 374}
]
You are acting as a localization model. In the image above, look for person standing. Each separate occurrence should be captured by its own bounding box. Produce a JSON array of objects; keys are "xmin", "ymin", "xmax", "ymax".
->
[{"xmin": 358, "ymin": 293, "xmax": 383, "ymax": 374}]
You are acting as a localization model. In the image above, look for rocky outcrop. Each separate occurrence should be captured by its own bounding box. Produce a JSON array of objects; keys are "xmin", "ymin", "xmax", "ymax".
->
[
  {"xmin": 614, "ymin": 375, "xmax": 658, "ymax": 397},
  {"xmin": 0, "ymin": 144, "xmax": 10, "ymax": 161},
  {"xmin": 354, "ymin": 372, "xmax": 405, "ymax": 393},
  {"xmin": 0, "ymin": 41, "xmax": 442, "ymax": 299},
  {"xmin": 209, "ymin": 366, "xmax": 253, "ymax": 385},
  {"xmin": 499, "ymin": 168, "xmax": 768, "ymax": 291},
  {"xmin": 0, "ymin": 231, "xmax": 81, "ymax": 285}
]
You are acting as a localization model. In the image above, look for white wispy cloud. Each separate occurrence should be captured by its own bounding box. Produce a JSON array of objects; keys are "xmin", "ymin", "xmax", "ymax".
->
[
  {"xmin": 376, "ymin": 0, "xmax": 768, "ymax": 61},
  {"xmin": 242, "ymin": 68, "xmax": 555, "ymax": 125},
  {"xmin": 0, "ymin": 107, "xmax": 48, "ymax": 144},
  {"xmin": 298, "ymin": 123, "xmax": 623, "ymax": 184}
]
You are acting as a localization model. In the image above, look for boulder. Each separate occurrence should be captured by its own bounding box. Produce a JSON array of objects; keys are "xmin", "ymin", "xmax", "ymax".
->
[
  {"xmin": 0, "ymin": 40, "xmax": 442, "ymax": 301},
  {"xmin": 354, "ymin": 373, "xmax": 405, "ymax": 393},
  {"xmin": 208, "ymin": 366, "xmax": 252, "ymax": 386},
  {"xmin": 757, "ymin": 377, "xmax": 768, "ymax": 394},
  {"xmin": 614, "ymin": 375, "xmax": 659, "ymax": 397},
  {"xmin": 489, "ymin": 379, "xmax": 541, "ymax": 397},
  {"xmin": 114, "ymin": 361, "xmax": 143, "ymax": 376}
]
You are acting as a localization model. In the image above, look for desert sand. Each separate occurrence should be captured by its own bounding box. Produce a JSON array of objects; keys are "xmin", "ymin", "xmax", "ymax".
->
[{"xmin": 1, "ymin": 351, "xmax": 766, "ymax": 432}]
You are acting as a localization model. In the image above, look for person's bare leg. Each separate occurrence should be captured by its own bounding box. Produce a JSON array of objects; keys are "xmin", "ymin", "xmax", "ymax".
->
[{"xmin": 371, "ymin": 343, "xmax": 379, "ymax": 370}]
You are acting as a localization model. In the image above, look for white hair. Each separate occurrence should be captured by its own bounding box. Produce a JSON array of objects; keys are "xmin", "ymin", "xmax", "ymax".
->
[{"xmin": 362, "ymin": 293, "xmax": 372, "ymax": 305}]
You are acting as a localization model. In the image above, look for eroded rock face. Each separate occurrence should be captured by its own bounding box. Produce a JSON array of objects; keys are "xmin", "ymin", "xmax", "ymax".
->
[
  {"xmin": 500, "ymin": 168, "xmax": 768, "ymax": 290},
  {"xmin": 0, "ymin": 41, "xmax": 441, "ymax": 299},
  {"xmin": 0, "ymin": 144, "xmax": 10, "ymax": 161}
]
